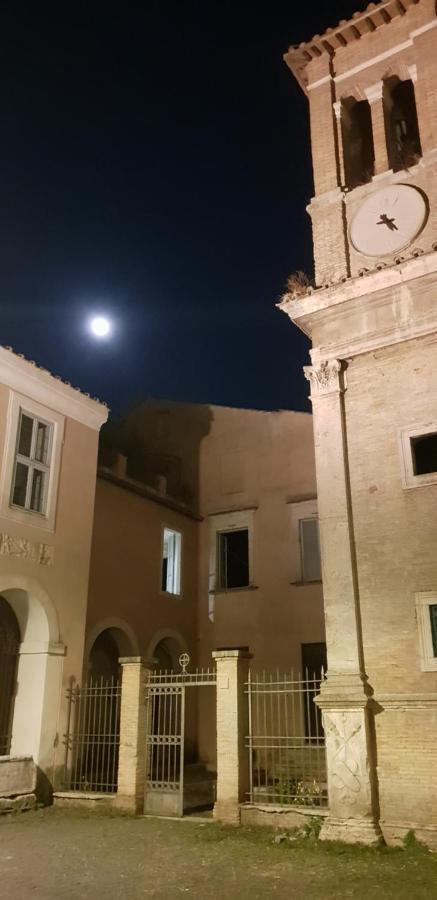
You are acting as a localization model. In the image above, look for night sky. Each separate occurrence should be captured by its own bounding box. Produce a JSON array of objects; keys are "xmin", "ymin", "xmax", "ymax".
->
[{"xmin": 1, "ymin": 1, "xmax": 359, "ymax": 416}]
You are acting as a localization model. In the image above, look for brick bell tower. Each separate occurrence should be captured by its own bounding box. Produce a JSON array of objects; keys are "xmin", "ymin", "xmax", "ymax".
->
[{"xmin": 281, "ymin": 1, "xmax": 437, "ymax": 847}]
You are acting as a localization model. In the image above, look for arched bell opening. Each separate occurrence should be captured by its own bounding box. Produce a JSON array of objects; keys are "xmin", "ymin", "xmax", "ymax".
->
[{"xmin": 383, "ymin": 76, "xmax": 422, "ymax": 171}]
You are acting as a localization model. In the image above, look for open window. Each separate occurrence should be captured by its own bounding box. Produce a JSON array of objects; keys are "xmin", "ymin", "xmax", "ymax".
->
[
  {"xmin": 217, "ymin": 528, "xmax": 249, "ymax": 590},
  {"xmin": 383, "ymin": 77, "xmax": 422, "ymax": 171},
  {"xmin": 289, "ymin": 499, "xmax": 322, "ymax": 585},
  {"xmin": 161, "ymin": 527, "xmax": 182, "ymax": 595},
  {"xmin": 399, "ymin": 423, "xmax": 437, "ymax": 489},
  {"xmin": 341, "ymin": 97, "xmax": 375, "ymax": 189},
  {"xmin": 415, "ymin": 592, "xmax": 437, "ymax": 672}
]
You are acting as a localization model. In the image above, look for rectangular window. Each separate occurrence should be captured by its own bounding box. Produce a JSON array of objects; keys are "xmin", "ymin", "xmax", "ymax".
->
[
  {"xmin": 161, "ymin": 528, "xmax": 181, "ymax": 595},
  {"xmin": 11, "ymin": 411, "xmax": 52, "ymax": 515},
  {"xmin": 299, "ymin": 517, "xmax": 322, "ymax": 583},
  {"xmin": 430, "ymin": 605, "xmax": 437, "ymax": 657},
  {"xmin": 411, "ymin": 433, "xmax": 437, "ymax": 476},
  {"xmin": 217, "ymin": 528, "xmax": 249, "ymax": 590}
]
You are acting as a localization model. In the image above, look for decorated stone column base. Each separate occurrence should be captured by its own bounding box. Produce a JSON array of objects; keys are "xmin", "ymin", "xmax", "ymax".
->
[
  {"xmin": 317, "ymin": 675, "xmax": 383, "ymax": 846},
  {"xmin": 320, "ymin": 816, "xmax": 383, "ymax": 846}
]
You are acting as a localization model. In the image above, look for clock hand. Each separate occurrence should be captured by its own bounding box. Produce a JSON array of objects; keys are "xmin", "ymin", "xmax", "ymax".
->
[{"xmin": 376, "ymin": 214, "xmax": 398, "ymax": 231}]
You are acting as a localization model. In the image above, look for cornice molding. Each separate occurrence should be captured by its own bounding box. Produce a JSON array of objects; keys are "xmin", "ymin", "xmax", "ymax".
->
[{"xmin": 0, "ymin": 347, "xmax": 108, "ymax": 431}]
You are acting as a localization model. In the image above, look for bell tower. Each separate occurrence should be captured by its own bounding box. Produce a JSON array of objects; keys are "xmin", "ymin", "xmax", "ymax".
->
[
  {"xmin": 281, "ymin": 1, "xmax": 437, "ymax": 848},
  {"xmin": 284, "ymin": 0, "xmax": 437, "ymax": 287}
]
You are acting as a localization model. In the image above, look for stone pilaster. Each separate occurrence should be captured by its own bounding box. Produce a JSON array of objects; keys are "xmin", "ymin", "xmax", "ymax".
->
[
  {"xmin": 212, "ymin": 648, "xmax": 252, "ymax": 825},
  {"xmin": 304, "ymin": 359, "xmax": 382, "ymax": 845},
  {"xmin": 115, "ymin": 656, "xmax": 154, "ymax": 814}
]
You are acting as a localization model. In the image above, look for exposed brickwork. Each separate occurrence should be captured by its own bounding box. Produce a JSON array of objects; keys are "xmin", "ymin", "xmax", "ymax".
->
[{"xmin": 116, "ymin": 658, "xmax": 151, "ymax": 813}]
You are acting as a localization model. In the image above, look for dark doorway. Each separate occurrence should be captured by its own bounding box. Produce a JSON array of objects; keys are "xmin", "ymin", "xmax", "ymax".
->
[
  {"xmin": 0, "ymin": 597, "xmax": 20, "ymax": 755},
  {"xmin": 89, "ymin": 629, "xmax": 121, "ymax": 680},
  {"xmin": 301, "ymin": 642, "xmax": 327, "ymax": 744}
]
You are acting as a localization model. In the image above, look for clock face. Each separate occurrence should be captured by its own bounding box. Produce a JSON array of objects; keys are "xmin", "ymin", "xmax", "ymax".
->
[{"xmin": 349, "ymin": 184, "xmax": 428, "ymax": 257}]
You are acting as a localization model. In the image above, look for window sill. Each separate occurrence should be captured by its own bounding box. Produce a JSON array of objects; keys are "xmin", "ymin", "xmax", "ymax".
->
[
  {"xmin": 211, "ymin": 585, "xmax": 259, "ymax": 596},
  {"xmin": 0, "ymin": 503, "xmax": 54, "ymax": 533},
  {"xmin": 160, "ymin": 590, "xmax": 182, "ymax": 599},
  {"xmin": 290, "ymin": 580, "xmax": 322, "ymax": 587}
]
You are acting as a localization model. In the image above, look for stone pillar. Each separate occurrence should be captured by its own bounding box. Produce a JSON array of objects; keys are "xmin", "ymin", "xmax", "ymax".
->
[
  {"xmin": 212, "ymin": 648, "xmax": 252, "ymax": 825},
  {"xmin": 115, "ymin": 657, "xmax": 153, "ymax": 813},
  {"xmin": 304, "ymin": 359, "xmax": 382, "ymax": 846},
  {"xmin": 364, "ymin": 83, "xmax": 390, "ymax": 177}
]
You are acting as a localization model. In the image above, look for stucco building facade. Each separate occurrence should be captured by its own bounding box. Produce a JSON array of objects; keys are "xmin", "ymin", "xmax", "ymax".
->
[
  {"xmin": 0, "ymin": 346, "xmax": 107, "ymax": 799},
  {"xmin": 281, "ymin": 0, "xmax": 437, "ymax": 846}
]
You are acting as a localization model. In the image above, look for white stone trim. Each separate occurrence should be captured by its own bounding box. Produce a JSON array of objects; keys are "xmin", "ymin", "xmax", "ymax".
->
[
  {"xmin": 0, "ymin": 391, "xmax": 64, "ymax": 532},
  {"xmin": 398, "ymin": 422, "xmax": 437, "ymax": 490},
  {"xmin": 410, "ymin": 20, "xmax": 437, "ymax": 39},
  {"xmin": 364, "ymin": 82, "xmax": 384, "ymax": 104},
  {"xmin": 307, "ymin": 75, "xmax": 331, "ymax": 92},
  {"xmin": 0, "ymin": 347, "xmax": 108, "ymax": 431},
  {"xmin": 19, "ymin": 641, "xmax": 66, "ymax": 656},
  {"xmin": 335, "ymin": 40, "xmax": 412, "ymax": 84},
  {"xmin": 415, "ymin": 592, "xmax": 437, "ymax": 672}
]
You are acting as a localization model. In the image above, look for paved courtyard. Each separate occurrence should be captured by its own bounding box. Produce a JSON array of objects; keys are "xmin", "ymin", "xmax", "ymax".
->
[{"xmin": 1, "ymin": 807, "xmax": 437, "ymax": 899}]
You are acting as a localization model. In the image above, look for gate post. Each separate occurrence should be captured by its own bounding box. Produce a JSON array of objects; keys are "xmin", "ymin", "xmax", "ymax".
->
[
  {"xmin": 212, "ymin": 648, "xmax": 252, "ymax": 825},
  {"xmin": 115, "ymin": 656, "xmax": 154, "ymax": 814}
]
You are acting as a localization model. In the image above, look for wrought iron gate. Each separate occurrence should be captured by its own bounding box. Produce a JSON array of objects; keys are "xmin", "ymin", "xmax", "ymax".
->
[{"xmin": 144, "ymin": 654, "xmax": 216, "ymax": 817}]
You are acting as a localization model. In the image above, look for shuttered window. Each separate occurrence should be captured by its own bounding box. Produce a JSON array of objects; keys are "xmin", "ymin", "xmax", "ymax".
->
[{"xmin": 299, "ymin": 518, "xmax": 322, "ymax": 583}]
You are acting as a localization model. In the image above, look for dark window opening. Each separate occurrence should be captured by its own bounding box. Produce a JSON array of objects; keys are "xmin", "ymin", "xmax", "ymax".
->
[
  {"xmin": 301, "ymin": 642, "xmax": 327, "ymax": 744},
  {"xmin": 218, "ymin": 529, "xmax": 249, "ymax": 590},
  {"xmin": 341, "ymin": 97, "xmax": 375, "ymax": 189},
  {"xmin": 430, "ymin": 606, "xmax": 437, "ymax": 657},
  {"xmin": 0, "ymin": 597, "xmax": 20, "ymax": 755},
  {"xmin": 384, "ymin": 77, "xmax": 422, "ymax": 171},
  {"xmin": 410, "ymin": 432, "xmax": 437, "ymax": 476}
]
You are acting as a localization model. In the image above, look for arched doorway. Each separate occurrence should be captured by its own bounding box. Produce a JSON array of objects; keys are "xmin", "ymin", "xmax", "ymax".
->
[
  {"xmin": 89, "ymin": 629, "xmax": 121, "ymax": 680},
  {"xmin": 0, "ymin": 597, "xmax": 20, "ymax": 755},
  {"xmin": 0, "ymin": 578, "xmax": 61, "ymax": 773}
]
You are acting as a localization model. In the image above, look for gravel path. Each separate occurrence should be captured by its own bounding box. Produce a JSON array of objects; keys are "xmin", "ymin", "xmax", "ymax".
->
[{"xmin": 1, "ymin": 807, "xmax": 437, "ymax": 899}]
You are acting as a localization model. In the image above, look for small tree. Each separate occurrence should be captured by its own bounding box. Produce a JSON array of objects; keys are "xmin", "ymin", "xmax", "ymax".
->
[{"xmin": 283, "ymin": 271, "xmax": 312, "ymax": 301}]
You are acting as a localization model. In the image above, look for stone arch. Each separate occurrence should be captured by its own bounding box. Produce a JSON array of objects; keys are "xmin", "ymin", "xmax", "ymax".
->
[
  {"xmin": 0, "ymin": 574, "xmax": 59, "ymax": 646},
  {"xmin": 147, "ymin": 628, "xmax": 188, "ymax": 671},
  {"xmin": 85, "ymin": 618, "xmax": 139, "ymax": 677},
  {"xmin": 0, "ymin": 576, "xmax": 63, "ymax": 769}
]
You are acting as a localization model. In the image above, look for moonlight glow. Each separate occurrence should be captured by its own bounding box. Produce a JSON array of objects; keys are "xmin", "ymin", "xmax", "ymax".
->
[{"xmin": 89, "ymin": 316, "xmax": 111, "ymax": 338}]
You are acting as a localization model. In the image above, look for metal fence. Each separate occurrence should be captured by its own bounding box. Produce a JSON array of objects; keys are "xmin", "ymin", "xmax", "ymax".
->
[
  {"xmin": 63, "ymin": 677, "xmax": 121, "ymax": 793},
  {"xmin": 246, "ymin": 669, "xmax": 328, "ymax": 808}
]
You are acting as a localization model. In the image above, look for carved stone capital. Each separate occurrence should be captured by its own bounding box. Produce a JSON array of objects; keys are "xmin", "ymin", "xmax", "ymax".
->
[{"xmin": 304, "ymin": 359, "xmax": 346, "ymax": 398}]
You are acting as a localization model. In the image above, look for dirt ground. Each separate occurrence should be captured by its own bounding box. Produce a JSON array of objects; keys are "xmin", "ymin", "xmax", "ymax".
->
[{"xmin": 1, "ymin": 807, "xmax": 437, "ymax": 899}]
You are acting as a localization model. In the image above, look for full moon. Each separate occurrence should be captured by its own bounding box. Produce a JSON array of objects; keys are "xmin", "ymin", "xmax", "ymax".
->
[{"xmin": 90, "ymin": 316, "xmax": 111, "ymax": 338}]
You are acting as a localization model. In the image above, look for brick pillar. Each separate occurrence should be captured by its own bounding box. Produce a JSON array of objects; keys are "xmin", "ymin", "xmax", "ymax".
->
[
  {"xmin": 115, "ymin": 657, "xmax": 153, "ymax": 813},
  {"xmin": 364, "ymin": 83, "xmax": 390, "ymax": 177},
  {"xmin": 212, "ymin": 648, "xmax": 252, "ymax": 825},
  {"xmin": 304, "ymin": 360, "xmax": 382, "ymax": 846}
]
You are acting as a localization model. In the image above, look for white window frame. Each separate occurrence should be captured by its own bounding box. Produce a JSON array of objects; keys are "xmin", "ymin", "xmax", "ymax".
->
[
  {"xmin": 208, "ymin": 509, "xmax": 255, "ymax": 594},
  {"xmin": 415, "ymin": 591, "xmax": 437, "ymax": 672},
  {"xmin": 161, "ymin": 526, "xmax": 182, "ymax": 596},
  {"xmin": 399, "ymin": 422, "xmax": 437, "ymax": 489},
  {"xmin": 0, "ymin": 392, "xmax": 64, "ymax": 532},
  {"xmin": 288, "ymin": 499, "xmax": 322, "ymax": 585}
]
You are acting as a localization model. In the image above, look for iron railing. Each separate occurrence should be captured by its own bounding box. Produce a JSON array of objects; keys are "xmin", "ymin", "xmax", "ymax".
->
[
  {"xmin": 246, "ymin": 669, "xmax": 328, "ymax": 808},
  {"xmin": 63, "ymin": 677, "xmax": 121, "ymax": 793}
]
